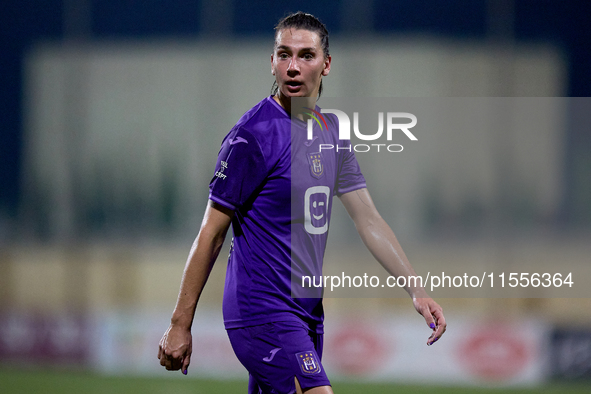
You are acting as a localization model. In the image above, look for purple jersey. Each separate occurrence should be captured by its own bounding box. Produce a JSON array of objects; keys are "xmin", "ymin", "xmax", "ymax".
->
[{"xmin": 209, "ymin": 96, "xmax": 366, "ymax": 333}]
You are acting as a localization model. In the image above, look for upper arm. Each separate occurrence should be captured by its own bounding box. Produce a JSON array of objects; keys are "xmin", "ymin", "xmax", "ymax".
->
[
  {"xmin": 338, "ymin": 187, "xmax": 381, "ymax": 226},
  {"xmin": 209, "ymin": 128, "xmax": 267, "ymax": 211},
  {"xmin": 200, "ymin": 200, "xmax": 234, "ymax": 240}
]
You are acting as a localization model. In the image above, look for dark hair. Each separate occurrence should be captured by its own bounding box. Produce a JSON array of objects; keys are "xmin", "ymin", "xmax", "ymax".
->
[{"xmin": 271, "ymin": 12, "xmax": 330, "ymax": 97}]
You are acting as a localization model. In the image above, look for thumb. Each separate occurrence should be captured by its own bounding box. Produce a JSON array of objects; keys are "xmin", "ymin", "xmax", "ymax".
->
[
  {"xmin": 425, "ymin": 314, "xmax": 436, "ymax": 330},
  {"xmin": 420, "ymin": 306, "xmax": 436, "ymax": 330},
  {"xmin": 182, "ymin": 354, "xmax": 191, "ymax": 375},
  {"xmin": 414, "ymin": 298, "xmax": 435, "ymax": 329}
]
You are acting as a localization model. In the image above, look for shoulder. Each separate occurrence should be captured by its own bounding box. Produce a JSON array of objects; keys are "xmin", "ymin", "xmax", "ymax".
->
[
  {"xmin": 224, "ymin": 96, "xmax": 290, "ymax": 159},
  {"xmin": 234, "ymin": 96, "xmax": 286, "ymax": 135}
]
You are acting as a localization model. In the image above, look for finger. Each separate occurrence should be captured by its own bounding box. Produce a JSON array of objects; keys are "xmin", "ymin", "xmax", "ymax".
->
[
  {"xmin": 167, "ymin": 348, "xmax": 184, "ymax": 371},
  {"xmin": 433, "ymin": 313, "xmax": 447, "ymax": 338},
  {"xmin": 182, "ymin": 354, "xmax": 191, "ymax": 375},
  {"xmin": 170, "ymin": 356, "xmax": 183, "ymax": 371},
  {"xmin": 165, "ymin": 356, "xmax": 180, "ymax": 371},
  {"xmin": 160, "ymin": 354, "xmax": 170, "ymax": 369},
  {"xmin": 420, "ymin": 306, "xmax": 437, "ymax": 330},
  {"xmin": 431, "ymin": 303, "xmax": 444, "ymax": 321},
  {"xmin": 428, "ymin": 311, "xmax": 446, "ymax": 346},
  {"xmin": 427, "ymin": 327, "xmax": 439, "ymax": 346},
  {"xmin": 161, "ymin": 347, "xmax": 180, "ymax": 370}
]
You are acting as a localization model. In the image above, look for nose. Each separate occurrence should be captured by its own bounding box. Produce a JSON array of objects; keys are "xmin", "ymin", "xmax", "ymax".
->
[{"xmin": 287, "ymin": 57, "xmax": 300, "ymax": 75}]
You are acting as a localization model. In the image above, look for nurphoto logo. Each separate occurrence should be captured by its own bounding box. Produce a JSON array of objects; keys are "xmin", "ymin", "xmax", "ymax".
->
[{"xmin": 307, "ymin": 109, "xmax": 418, "ymax": 153}]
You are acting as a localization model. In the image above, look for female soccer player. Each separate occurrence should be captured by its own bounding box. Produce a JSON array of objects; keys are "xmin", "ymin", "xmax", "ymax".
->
[{"xmin": 158, "ymin": 12, "xmax": 446, "ymax": 394}]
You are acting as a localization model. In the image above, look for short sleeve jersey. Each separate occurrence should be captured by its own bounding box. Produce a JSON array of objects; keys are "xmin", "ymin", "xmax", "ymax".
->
[{"xmin": 209, "ymin": 96, "xmax": 366, "ymax": 333}]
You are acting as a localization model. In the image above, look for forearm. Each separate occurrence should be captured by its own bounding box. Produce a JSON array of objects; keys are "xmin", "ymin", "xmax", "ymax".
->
[
  {"xmin": 355, "ymin": 216, "xmax": 427, "ymax": 298},
  {"xmin": 341, "ymin": 189, "xmax": 427, "ymax": 299},
  {"xmin": 170, "ymin": 203, "xmax": 232, "ymax": 329},
  {"xmin": 341, "ymin": 189, "xmax": 447, "ymax": 343}
]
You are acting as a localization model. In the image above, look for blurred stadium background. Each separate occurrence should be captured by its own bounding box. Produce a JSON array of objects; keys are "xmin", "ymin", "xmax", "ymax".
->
[{"xmin": 1, "ymin": 0, "xmax": 591, "ymax": 392}]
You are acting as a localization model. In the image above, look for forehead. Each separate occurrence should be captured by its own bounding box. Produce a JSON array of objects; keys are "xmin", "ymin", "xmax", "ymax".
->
[{"xmin": 274, "ymin": 28, "xmax": 321, "ymax": 50}]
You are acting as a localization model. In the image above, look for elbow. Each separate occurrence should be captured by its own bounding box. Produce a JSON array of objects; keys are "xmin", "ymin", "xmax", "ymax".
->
[
  {"xmin": 213, "ymin": 230, "xmax": 228, "ymax": 251},
  {"xmin": 355, "ymin": 212, "xmax": 381, "ymax": 232},
  {"xmin": 196, "ymin": 223, "xmax": 230, "ymax": 252}
]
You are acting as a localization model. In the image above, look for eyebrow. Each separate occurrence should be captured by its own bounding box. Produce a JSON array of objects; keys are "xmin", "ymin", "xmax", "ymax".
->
[{"xmin": 276, "ymin": 45, "xmax": 316, "ymax": 52}]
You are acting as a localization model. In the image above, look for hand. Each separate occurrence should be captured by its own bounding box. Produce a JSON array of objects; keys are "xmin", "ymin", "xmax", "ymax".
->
[
  {"xmin": 412, "ymin": 296, "xmax": 446, "ymax": 346},
  {"xmin": 158, "ymin": 324, "xmax": 192, "ymax": 374}
]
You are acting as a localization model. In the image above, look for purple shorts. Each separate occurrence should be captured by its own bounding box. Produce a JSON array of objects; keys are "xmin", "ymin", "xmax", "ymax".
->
[{"xmin": 227, "ymin": 320, "xmax": 330, "ymax": 394}]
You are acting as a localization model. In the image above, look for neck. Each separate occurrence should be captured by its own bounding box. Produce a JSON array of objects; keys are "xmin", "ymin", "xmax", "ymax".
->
[{"xmin": 273, "ymin": 93, "xmax": 317, "ymax": 121}]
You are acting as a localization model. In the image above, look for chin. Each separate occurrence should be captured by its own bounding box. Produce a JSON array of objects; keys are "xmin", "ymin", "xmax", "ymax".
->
[
  {"xmin": 283, "ymin": 90, "xmax": 311, "ymax": 99},
  {"xmin": 282, "ymin": 90, "xmax": 302, "ymax": 97}
]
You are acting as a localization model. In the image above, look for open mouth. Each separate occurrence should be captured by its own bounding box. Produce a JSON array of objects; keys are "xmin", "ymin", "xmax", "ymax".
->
[{"xmin": 286, "ymin": 81, "xmax": 303, "ymax": 87}]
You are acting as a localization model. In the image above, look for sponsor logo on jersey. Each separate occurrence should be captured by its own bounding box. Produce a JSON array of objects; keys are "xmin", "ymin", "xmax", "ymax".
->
[
  {"xmin": 296, "ymin": 351, "xmax": 321, "ymax": 374},
  {"xmin": 228, "ymin": 136, "xmax": 248, "ymax": 145}
]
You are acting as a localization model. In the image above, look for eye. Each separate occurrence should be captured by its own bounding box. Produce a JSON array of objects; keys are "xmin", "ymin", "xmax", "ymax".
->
[
  {"xmin": 303, "ymin": 53, "xmax": 314, "ymax": 60},
  {"xmin": 278, "ymin": 52, "xmax": 289, "ymax": 59}
]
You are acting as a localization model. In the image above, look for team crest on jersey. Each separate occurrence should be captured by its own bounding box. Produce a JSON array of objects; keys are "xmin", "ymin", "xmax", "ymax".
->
[
  {"xmin": 296, "ymin": 351, "xmax": 321, "ymax": 374},
  {"xmin": 307, "ymin": 152, "xmax": 324, "ymax": 179}
]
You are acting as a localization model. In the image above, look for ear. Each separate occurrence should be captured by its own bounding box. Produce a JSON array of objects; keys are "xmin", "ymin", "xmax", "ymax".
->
[
  {"xmin": 271, "ymin": 54, "xmax": 276, "ymax": 76},
  {"xmin": 321, "ymin": 55, "xmax": 332, "ymax": 77}
]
